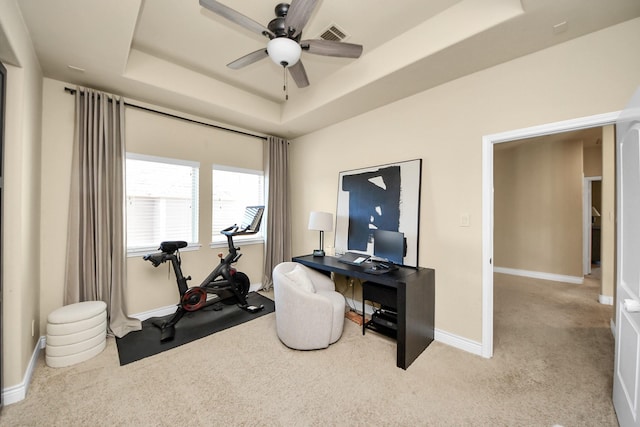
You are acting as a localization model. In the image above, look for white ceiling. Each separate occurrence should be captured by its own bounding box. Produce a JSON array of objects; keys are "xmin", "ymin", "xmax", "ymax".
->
[{"xmin": 11, "ymin": 0, "xmax": 640, "ymax": 138}]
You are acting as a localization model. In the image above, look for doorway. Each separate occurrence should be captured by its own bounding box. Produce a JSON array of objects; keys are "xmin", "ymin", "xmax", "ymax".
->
[
  {"xmin": 584, "ymin": 177, "xmax": 602, "ymax": 276},
  {"xmin": 481, "ymin": 111, "xmax": 619, "ymax": 358}
]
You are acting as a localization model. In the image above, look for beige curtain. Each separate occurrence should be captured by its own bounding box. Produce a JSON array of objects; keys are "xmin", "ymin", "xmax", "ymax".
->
[
  {"xmin": 262, "ymin": 135, "xmax": 292, "ymax": 290},
  {"xmin": 65, "ymin": 87, "xmax": 141, "ymax": 338}
]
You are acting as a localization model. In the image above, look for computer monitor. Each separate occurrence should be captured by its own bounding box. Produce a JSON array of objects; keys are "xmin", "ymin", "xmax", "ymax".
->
[{"xmin": 373, "ymin": 229, "xmax": 406, "ymax": 265}]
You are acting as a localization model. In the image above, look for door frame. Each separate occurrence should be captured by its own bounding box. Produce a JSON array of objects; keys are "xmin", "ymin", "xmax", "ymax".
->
[
  {"xmin": 0, "ymin": 60, "xmax": 5, "ymax": 409},
  {"xmin": 481, "ymin": 111, "xmax": 620, "ymax": 358}
]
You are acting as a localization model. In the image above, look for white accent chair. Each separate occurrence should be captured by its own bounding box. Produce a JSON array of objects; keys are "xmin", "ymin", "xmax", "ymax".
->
[{"xmin": 273, "ymin": 262, "xmax": 346, "ymax": 350}]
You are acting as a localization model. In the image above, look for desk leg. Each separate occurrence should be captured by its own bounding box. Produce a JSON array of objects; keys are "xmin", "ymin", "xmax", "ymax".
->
[
  {"xmin": 362, "ymin": 295, "xmax": 366, "ymax": 335},
  {"xmin": 396, "ymin": 283, "xmax": 406, "ymax": 369}
]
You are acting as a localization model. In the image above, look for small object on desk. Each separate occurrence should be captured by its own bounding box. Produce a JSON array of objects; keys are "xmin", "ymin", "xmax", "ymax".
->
[
  {"xmin": 364, "ymin": 266, "xmax": 387, "ymax": 274},
  {"xmin": 338, "ymin": 252, "xmax": 370, "ymax": 265},
  {"xmin": 363, "ymin": 262, "xmax": 397, "ymax": 274}
]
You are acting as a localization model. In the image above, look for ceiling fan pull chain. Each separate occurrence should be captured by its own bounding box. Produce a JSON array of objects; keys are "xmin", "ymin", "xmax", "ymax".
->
[{"xmin": 283, "ymin": 66, "xmax": 289, "ymax": 101}]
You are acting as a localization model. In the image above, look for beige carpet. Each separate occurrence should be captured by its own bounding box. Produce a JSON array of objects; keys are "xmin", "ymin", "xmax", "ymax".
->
[{"xmin": 1, "ymin": 272, "xmax": 617, "ymax": 426}]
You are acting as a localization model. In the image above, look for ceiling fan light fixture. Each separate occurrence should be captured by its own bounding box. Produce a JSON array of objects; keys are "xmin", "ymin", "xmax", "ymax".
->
[{"xmin": 267, "ymin": 37, "xmax": 301, "ymax": 68}]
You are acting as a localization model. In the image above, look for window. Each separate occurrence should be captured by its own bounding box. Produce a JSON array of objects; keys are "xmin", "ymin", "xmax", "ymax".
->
[
  {"xmin": 212, "ymin": 166, "xmax": 264, "ymax": 244},
  {"xmin": 126, "ymin": 154, "xmax": 199, "ymax": 252}
]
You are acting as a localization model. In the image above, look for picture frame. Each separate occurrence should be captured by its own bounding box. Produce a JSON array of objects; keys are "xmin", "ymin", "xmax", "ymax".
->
[{"xmin": 334, "ymin": 159, "xmax": 422, "ymax": 267}]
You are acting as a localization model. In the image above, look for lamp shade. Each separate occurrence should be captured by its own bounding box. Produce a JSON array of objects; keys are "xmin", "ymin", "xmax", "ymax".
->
[
  {"xmin": 267, "ymin": 37, "xmax": 301, "ymax": 68},
  {"xmin": 308, "ymin": 211, "xmax": 333, "ymax": 232}
]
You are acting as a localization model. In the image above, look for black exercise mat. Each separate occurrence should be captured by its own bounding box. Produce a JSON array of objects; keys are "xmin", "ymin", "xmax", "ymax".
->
[{"xmin": 115, "ymin": 292, "xmax": 274, "ymax": 365}]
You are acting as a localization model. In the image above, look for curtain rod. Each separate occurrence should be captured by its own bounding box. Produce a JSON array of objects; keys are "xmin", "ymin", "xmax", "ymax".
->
[{"xmin": 64, "ymin": 87, "xmax": 267, "ymax": 141}]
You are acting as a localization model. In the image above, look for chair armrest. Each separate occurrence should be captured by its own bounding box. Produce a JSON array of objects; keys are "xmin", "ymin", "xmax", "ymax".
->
[{"xmin": 305, "ymin": 267, "xmax": 336, "ymax": 292}]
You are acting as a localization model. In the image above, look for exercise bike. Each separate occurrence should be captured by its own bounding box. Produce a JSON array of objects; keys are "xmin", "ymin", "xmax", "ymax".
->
[{"xmin": 143, "ymin": 206, "xmax": 265, "ymax": 342}]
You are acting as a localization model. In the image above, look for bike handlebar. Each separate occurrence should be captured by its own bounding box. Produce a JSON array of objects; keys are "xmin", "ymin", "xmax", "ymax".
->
[{"xmin": 221, "ymin": 224, "xmax": 259, "ymax": 237}]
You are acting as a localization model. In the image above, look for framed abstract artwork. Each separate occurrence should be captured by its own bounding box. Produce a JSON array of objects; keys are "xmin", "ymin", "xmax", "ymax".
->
[{"xmin": 334, "ymin": 159, "xmax": 422, "ymax": 267}]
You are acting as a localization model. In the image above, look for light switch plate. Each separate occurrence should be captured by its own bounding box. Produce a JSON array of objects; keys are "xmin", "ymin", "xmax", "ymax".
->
[{"xmin": 460, "ymin": 213, "xmax": 470, "ymax": 227}]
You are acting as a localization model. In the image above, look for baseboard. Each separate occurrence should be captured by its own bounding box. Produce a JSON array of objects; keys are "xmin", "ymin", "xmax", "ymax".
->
[
  {"xmin": 131, "ymin": 284, "xmax": 265, "ymax": 321},
  {"xmin": 494, "ymin": 267, "xmax": 583, "ymax": 285},
  {"xmin": 599, "ymin": 294, "xmax": 614, "ymax": 305},
  {"xmin": 611, "ymin": 318, "xmax": 616, "ymax": 338},
  {"xmin": 2, "ymin": 336, "xmax": 46, "ymax": 406},
  {"xmin": 434, "ymin": 328, "xmax": 483, "ymax": 356},
  {"xmin": 131, "ymin": 304, "xmax": 178, "ymax": 321},
  {"xmin": 345, "ymin": 296, "xmax": 484, "ymax": 356}
]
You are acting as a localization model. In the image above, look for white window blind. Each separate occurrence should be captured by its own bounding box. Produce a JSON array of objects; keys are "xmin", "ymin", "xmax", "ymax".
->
[
  {"xmin": 212, "ymin": 166, "xmax": 264, "ymax": 243},
  {"xmin": 126, "ymin": 154, "xmax": 199, "ymax": 251}
]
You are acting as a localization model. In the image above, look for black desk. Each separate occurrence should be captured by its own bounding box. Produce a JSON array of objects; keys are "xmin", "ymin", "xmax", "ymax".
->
[{"xmin": 292, "ymin": 255, "xmax": 435, "ymax": 369}]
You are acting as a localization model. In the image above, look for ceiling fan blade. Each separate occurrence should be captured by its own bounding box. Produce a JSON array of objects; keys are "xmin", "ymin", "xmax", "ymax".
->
[
  {"xmin": 199, "ymin": 0, "xmax": 274, "ymax": 39},
  {"xmin": 301, "ymin": 39, "xmax": 363, "ymax": 58},
  {"xmin": 227, "ymin": 48, "xmax": 269, "ymax": 69},
  {"xmin": 288, "ymin": 61, "xmax": 310, "ymax": 88},
  {"xmin": 284, "ymin": 0, "xmax": 320, "ymax": 38}
]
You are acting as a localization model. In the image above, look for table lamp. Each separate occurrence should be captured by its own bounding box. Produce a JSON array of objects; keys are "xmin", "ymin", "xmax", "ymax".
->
[{"xmin": 308, "ymin": 211, "xmax": 333, "ymax": 257}]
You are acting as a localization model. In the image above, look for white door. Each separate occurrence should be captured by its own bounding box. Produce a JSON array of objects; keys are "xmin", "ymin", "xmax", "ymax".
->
[{"xmin": 614, "ymin": 88, "xmax": 640, "ymax": 426}]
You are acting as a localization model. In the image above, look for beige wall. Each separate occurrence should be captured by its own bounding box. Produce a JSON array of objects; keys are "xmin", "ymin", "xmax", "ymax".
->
[
  {"xmin": 40, "ymin": 79, "xmax": 266, "ymax": 321},
  {"xmin": 290, "ymin": 18, "xmax": 640, "ymax": 342},
  {"xmin": 584, "ymin": 145, "xmax": 603, "ymax": 177},
  {"xmin": 494, "ymin": 139, "xmax": 584, "ymax": 277},
  {"xmin": 39, "ymin": 79, "xmax": 73, "ymax": 333},
  {"xmin": 0, "ymin": 1, "xmax": 43, "ymax": 388}
]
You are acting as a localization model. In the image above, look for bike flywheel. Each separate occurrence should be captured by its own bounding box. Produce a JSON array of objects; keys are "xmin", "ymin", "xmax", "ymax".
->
[{"xmin": 181, "ymin": 287, "xmax": 207, "ymax": 311}]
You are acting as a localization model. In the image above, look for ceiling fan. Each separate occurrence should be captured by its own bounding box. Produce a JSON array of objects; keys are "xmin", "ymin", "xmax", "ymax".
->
[{"xmin": 199, "ymin": 0, "xmax": 364, "ymax": 91}]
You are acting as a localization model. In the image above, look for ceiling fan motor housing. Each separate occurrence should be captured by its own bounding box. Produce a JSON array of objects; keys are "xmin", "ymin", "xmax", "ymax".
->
[
  {"xmin": 268, "ymin": 17, "xmax": 288, "ymax": 37},
  {"xmin": 274, "ymin": 3, "xmax": 289, "ymax": 17},
  {"xmin": 269, "ymin": 3, "xmax": 300, "ymax": 39}
]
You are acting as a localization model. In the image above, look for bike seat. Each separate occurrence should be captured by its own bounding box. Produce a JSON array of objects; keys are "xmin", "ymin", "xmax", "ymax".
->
[{"xmin": 159, "ymin": 241, "xmax": 188, "ymax": 253}]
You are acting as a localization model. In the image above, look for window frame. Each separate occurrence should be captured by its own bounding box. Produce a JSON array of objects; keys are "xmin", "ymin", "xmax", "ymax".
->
[
  {"xmin": 125, "ymin": 152, "xmax": 201, "ymax": 256},
  {"xmin": 210, "ymin": 164, "xmax": 265, "ymax": 248}
]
